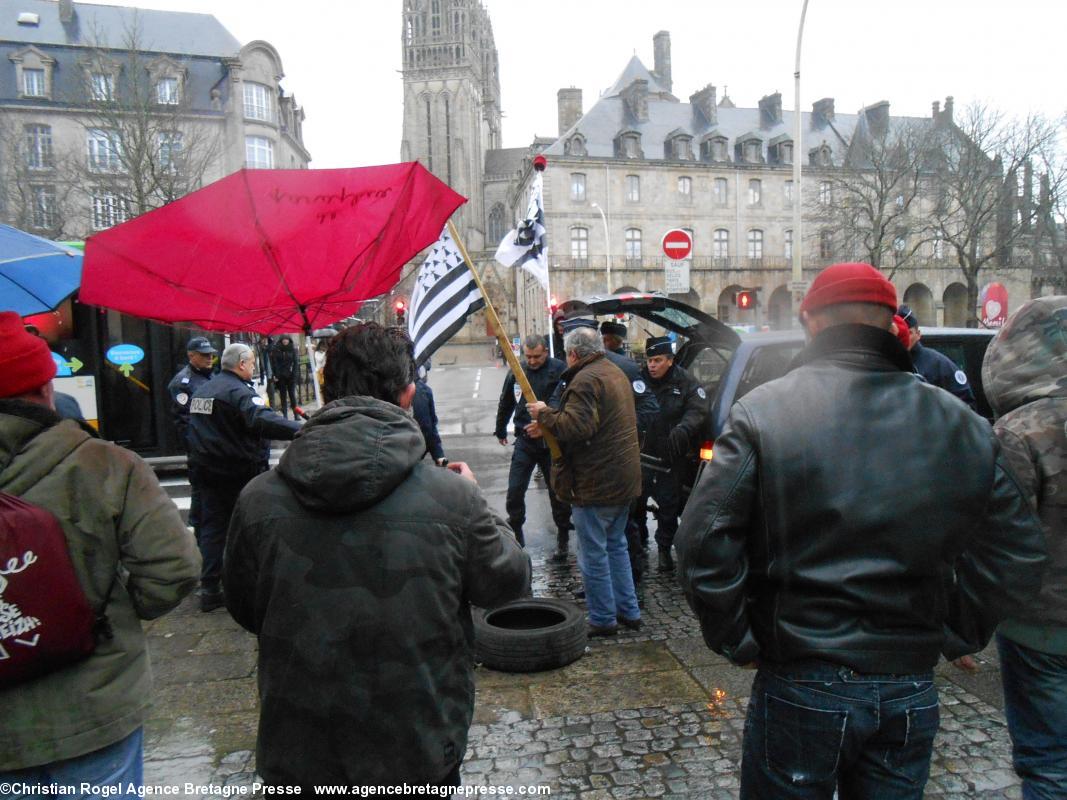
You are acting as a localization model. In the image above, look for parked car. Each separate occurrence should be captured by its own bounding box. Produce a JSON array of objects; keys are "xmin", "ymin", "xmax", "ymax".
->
[{"xmin": 559, "ymin": 292, "xmax": 996, "ymax": 464}]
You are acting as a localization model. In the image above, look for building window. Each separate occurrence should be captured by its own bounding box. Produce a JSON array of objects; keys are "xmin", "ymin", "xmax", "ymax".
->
[
  {"xmin": 677, "ymin": 176, "xmax": 691, "ymax": 197},
  {"xmin": 785, "ymin": 229, "xmax": 793, "ymax": 261},
  {"xmin": 713, "ymin": 229, "xmax": 729, "ymax": 261},
  {"xmin": 748, "ymin": 179, "xmax": 762, "ymax": 206},
  {"xmin": 243, "ymin": 82, "xmax": 275, "ymax": 122},
  {"xmin": 87, "ymin": 129, "xmax": 122, "ymax": 172},
  {"xmin": 622, "ymin": 134, "xmax": 640, "ymax": 158},
  {"xmin": 24, "ymin": 124, "xmax": 53, "ymax": 170},
  {"xmin": 672, "ymin": 137, "xmax": 691, "ymax": 160},
  {"xmin": 784, "ymin": 180, "xmax": 794, "ymax": 205},
  {"xmin": 747, "ymin": 229, "xmax": 764, "ymax": 262},
  {"xmin": 22, "ymin": 68, "xmax": 46, "ymax": 97},
  {"xmin": 30, "ymin": 185, "xmax": 56, "ymax": 229},
  {"xmin": 566, "ymin": 135, "xmax": 587, "ymax": 157},
  {"xmin": 626, "ymin": 175, "xmax": 640, "ymax": 202},
  {"xmin": 89, "ymin": 72, "xmax": 114, "ymax": 102},
  {"xmin": 712, "ymin": 138, "xmax": 727, "ymax": 162},
  {"xmin": 571, "ymin": 173, "xmax": 586, "ymax": 202},
  {"xmin": 245, "ymin": 136, "xmax": 274, "ymax": 169},
  {"xmin": 819, "ymin": 181, "xmax": 832, "ymax": 205},
  {"xmin": 819, "ymin": 229, "xmax": 834, "ymax": 259},
  {"xmin": 893, "ymin": 233, "xmax": 907, "ymax": 265},
  {"xmin": 488, "ymin": 204, "xmax": 506, "ymax": 245},
  {"xmin": 156, "ymin": 77, "xmax": 179, "ymax": 105},
  {"xmin": 682, "ymin": 228, "xmax": 695, "ymax": 251},
  {"xmin": 714, "ymin": 178, "xmax": 728, "ymax": 207},
  {"xmin": 932, "ymin": 231, "xmax": 945, "ymax": 260},
  {"xmin": 745, "ymin": 141, "xmax": 761, "ymax": 163},
  {"xmin": 158, "ymin": 131, "xmax": 183, "ymax": 173},
  {"xmin": 625, "ymin": 228, "xmax": 642, "ymax": 263},
  {"xmin": 780, "ymin": 142, "xmax": 793, "ymax": 164},
  {"xmin": 91, "ymin": 191, "xmax": 129, "ymax": 230},
  {"xmin": 571, "ymin": 227, "xmax": 588, "ymax": 262}
]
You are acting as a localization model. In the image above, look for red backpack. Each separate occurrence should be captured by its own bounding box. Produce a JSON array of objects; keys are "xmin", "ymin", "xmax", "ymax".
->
[{"xmin": 0, "ymin": 492, "xmax": 113, "ymax": 687}]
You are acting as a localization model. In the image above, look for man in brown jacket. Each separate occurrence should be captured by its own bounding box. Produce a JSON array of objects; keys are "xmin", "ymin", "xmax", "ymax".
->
[{"xmin": 529, "ymin": 323, "xmax": 643, "ymax": 636}]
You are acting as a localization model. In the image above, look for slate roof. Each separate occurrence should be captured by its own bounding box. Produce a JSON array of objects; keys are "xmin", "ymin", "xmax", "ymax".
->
[
  {"xmin": 0, "ymin": 0, "xmax": 241, "ymax": 57},
  {"xmin": 484, "ymin": 146, "xmax": 527, "ymax": 178},
  {"xmin": 544, "ymin": 55, "xmax": 932, "ymax": 166}
]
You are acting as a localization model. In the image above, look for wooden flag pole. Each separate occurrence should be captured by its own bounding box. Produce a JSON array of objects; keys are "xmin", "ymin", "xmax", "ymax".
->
[{"xmin": 447, "ymin": 220, "xmax": 561, "ymax": 460}]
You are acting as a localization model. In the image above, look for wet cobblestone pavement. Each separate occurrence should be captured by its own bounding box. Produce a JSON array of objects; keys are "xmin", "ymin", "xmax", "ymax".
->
[{"xmin": 142, "ymin": 539, "xmax": 1024, "ymax": 798}]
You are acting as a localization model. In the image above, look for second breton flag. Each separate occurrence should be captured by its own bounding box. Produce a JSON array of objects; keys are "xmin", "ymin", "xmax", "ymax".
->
[{"xmin": 408, "ymin": 224, "xmax": 485, "ymax": 367}]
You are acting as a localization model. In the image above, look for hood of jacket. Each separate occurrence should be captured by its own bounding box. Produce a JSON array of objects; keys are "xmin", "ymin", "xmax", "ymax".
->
[
  {"xmin": 983, "ymin": 296, "xmax": 1067, "ymax": 418},
  {"xmin": 0, "ymin": 400, "xmax": 91, "ymax": 490},
  {"xmin": 276, "ymin": 395, "xmax": 425, "ymax": 513}
]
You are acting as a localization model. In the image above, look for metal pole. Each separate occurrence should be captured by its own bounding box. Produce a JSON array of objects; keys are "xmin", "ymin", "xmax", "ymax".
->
[
  {"xmin": 792, "ymin": 0, "xmax": 810, "ymax": 326},
  {"xmin": 591, "ymin": 202, "xmax": 611, "ymax": 292}
]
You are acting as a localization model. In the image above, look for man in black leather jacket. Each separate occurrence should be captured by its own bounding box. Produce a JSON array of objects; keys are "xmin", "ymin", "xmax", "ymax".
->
[{"xmin": 676, "ymin": 262, "xmax": 1047, "ymax": 800}]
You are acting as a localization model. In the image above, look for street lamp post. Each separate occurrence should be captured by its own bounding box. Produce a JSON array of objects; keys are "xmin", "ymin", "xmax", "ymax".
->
[
  {"xmin": 591, "ymin": 201, "xmax": 612, "ymax": 293},
  {"xmin": 792, "ymin": 0, "xmax": 811, "ymax": 325}
]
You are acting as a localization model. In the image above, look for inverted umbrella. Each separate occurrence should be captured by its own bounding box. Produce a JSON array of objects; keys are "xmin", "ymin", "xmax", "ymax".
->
[
  {"xmin": 80, "ymin": 163, "xmax": 466, "ymax": 335},
  {"xmin": 0, "ymin": 225, "xmax": 83, "ymax": 317}
]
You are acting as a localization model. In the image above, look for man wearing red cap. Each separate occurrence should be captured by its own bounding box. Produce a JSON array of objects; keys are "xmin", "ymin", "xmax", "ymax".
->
[
  {"xmin": 676, "ymin": 263, "xmax": 1047, "ymax": 799},
  {"xmin": 0, "ymin": 312, "xmax": 200, "ymax": 792}
]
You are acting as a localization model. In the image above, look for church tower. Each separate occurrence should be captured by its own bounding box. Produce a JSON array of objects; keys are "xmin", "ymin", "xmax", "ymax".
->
[{"xmin": 401, "ymin": 0, "xmax": 502, "ymax": 250}]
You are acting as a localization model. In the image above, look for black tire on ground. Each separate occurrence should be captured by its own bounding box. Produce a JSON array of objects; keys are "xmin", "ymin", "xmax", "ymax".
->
[{"xmin": 473, "ymin": 598, "xmax": 587, "ymax": 673}]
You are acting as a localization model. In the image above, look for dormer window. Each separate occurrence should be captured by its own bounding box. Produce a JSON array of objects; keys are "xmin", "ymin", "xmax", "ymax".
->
[
  {"xmin": 665, "ymin": 131, "xmax": 693, "ymax": 161},
  {"xmin": 780, "ymin": 142, "xmax": 793, "ymax": 164},
  {"xmin": 809, "ymin": 144, "xmax": 833, "ymax": 167},
  {"xmin": 700, "ymin": 134, "xmax": 729, "ymax": 163},
  {"xmin": 565, "ymin": 135, "xmax": 587, "ymax": 157},
  {"xmin": 769, "ymin": 136, "xmax": 793, "ymax": 165},
  {"xmin": 615, "ymin": 131, "xmax": 642, "ymax": 160},
  {"xmin": 23, "ymin": 68, "xmax": 45, "ymax": 97},
  {"xmin": 156, "ymin": 77, "xmax": 179, "ymax": 105},
  {"xmin": 745, "ymin": 141, "xmax": 761, "ymax": 163},
  {"xmin": 9, "ymin": 46, "xmax": 55, "ymax": 100},
  {"xmin": 90, "ymin": 73, "xmax": 115, "ymax": 102}
]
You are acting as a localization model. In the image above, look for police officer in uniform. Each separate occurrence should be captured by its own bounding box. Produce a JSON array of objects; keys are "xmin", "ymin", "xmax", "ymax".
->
[
  {"xmin": 188, "ymin": 342, "xmax": 301, "ymax": 611},
  {"xmin": 898, "ymin": 304, "xmax": 978, "ymax": 410},
  {"xmin": 495, "ymin": 335, "xmax": 571, "ymax": 557},
  {"xmin": 166, "ymin": 336, "xmax": 216, "ymax": 448},
  {"xmin": 639, "ymin": 336, "xmax": 708, "ymax": 572}
]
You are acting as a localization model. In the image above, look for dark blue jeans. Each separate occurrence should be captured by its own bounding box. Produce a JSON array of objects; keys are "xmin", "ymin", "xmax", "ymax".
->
[
  {"xmin": 190, "ymin": 463, "xmax": 263, "ymax": 592},
  {"xmin": 1, "ymin": 727, "xmax": 143, "ymax": 799},
  {"xmin": 997, "ymin": 633, "xmax": 1067, "ymax": 799},
  {"xmin": 741, "ymin": 662, "xmax": 939, "ymax": 800},
  {"xmin": 505, "ymin": 437, "xmax": 571, "ymax": 546}
]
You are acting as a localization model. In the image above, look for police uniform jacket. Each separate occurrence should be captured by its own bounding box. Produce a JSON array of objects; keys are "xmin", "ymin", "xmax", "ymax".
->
[
  {"xmin": 187, "ymin": 370, "xmax": 300, "ymax": 477},
  {"xmin": 911, "ymin": 342, "xmax": 977, "ymax": 409},
  {"xmin": 495, "ymin": 357, "xmax": 566, "ymax": 442},
  {"xmin": 642, "ymin": 363, "xmax": 707, "ymax": 466},
  {"xmin": 549, "ymin": 350, "xmax": 659, "ymax": 435},
  {"xmin": 166, "ymin": 363, "xmax": 213, "ymax": 443}
]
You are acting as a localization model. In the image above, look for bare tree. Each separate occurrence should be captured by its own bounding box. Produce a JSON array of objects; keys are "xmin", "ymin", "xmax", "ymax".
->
[
  {"xmin": 66, "ymin": 17, "xmax": 223, "ymax": 222},
  {"xmin": 813, "ymin": 118, "xmax": 934, "ymax": 276},
  {"xmin": 1027, "ymin": 118, "xmax": 1067, "ymax": 292},
  {"xmin": 0, "ymin": 114, "xmax": 79, "ymax": 238},
  {"xmin": 928, "ymin": 104, "xmax": 1060, "ymax": 325}
]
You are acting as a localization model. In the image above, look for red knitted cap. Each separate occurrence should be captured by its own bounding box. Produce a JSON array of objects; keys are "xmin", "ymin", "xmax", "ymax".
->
[
  {"xmin": 892, "ymin": 315, "xmax": 912, "ymax": 350},
  {"xmin": 0, "ymin": 312, "xmax": 57, "ymax": 398},
  {"xmin": 799, "ymin": 262, "xmax": 897, "ymax": 317}
]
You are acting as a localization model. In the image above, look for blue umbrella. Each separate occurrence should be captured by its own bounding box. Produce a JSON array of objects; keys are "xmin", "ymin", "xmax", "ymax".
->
[{"xmin": 0, "ymin": 224, "xmax": 83, "ymax": 317}]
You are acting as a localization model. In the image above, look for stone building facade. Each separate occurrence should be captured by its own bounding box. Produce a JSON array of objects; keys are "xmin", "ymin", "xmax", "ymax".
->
[
  {"xmin": 0, "ymin": 0, "xmax": 311, "ymax": 240},
  {"xmin": 398, "ymin": 1, "xmax": 1035, "ymax": 351}
]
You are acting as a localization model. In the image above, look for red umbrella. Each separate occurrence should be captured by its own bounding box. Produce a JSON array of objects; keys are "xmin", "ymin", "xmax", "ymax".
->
[{"xmin": 80, "ymin": 163, "xmax": 465, "ymax": 335}]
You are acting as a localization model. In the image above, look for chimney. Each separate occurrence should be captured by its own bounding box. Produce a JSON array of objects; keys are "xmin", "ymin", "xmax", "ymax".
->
[
  {"xmin": 59, "ymin": 0, "xmax": 74, "ymax": 22},
  {"xmin": 862, "ymin": 101, "xmax": 890, "ymax": 138},
  {"xmin": 557, "ymin": 87, "xmax": 583, "ymax": 137},
  {"xmin": 689, "ymin": 84, "xmax": 717, "ymax": 126},
  {"xmin": 621, "ymin": 79, "xmax": 649, "ymax": 123},
  {"xmin": 932, "ymin": 100, "xmax": 940, "ymax": 119},
  {"xmin": 653, "ymin": 31, "xmax": 672, "ymax": 93},
  {"xmin": 758, "ymin": 92, "xmax": 782, "ymax": 129},
  {"xmin": 943, "ymin": 96, "xmax": 954, "ymax": 123},
  {"xmin": 811, "ymin": 97, "xmax": 834, "ymax": 129}
]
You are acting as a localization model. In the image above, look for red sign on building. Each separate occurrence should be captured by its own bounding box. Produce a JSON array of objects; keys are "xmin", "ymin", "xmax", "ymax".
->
[{"xmin": 661, "ymin": 229, "xmax": 693, "ymax": 261}]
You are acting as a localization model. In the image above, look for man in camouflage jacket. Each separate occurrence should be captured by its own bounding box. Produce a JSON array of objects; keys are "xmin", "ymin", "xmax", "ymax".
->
[
  {"xmin": 224, "ymin": 323, "xmax": 530, "ymax": 790},
  {"xmin": 982, "ymin": 296, "xmax": 1067, "ymax": 796}
]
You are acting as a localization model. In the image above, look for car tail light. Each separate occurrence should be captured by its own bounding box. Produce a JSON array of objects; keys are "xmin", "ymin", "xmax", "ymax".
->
[{"xmin": 700, "ymin": 441, "xmax": 714, "ymax": 461}]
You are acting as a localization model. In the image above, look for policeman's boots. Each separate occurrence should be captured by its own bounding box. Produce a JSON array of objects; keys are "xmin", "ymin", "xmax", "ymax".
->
[
  {"xmin": 551, "ymin": 529, "xmax": 569, "ymax": 563},
  {"xmin": 658, "ymin": 546, "xmax": 674, "ymax": 573}
]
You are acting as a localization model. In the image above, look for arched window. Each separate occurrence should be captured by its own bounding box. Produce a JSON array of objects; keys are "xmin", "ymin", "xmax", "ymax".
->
[
  {"xmin": 487, "ymin": 203, "xmax": 507, "ymax": 245},
  {"xmin": 570, "ymin": 226, "xmax": 588, "ymax": 263},
  {"xmin": 713, "ymin": 229, "xmax": 729, "ymax": 263},
  {"xmin": 625, "ymin": 228, "xmax": 642, "ymax": 264},
  {"xmin": 747, "ymin": 229, "xmax": 764, "ymax": 262}
]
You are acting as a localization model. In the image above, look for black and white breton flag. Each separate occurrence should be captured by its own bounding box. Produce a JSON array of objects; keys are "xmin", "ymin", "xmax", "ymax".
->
[
  {"xmin": 494, "ymin": 171, "xmax": 549, "ymax": 290},
  {"xmin": 408, "ymin": 224, "xmax": 485, "ymax": 367}
]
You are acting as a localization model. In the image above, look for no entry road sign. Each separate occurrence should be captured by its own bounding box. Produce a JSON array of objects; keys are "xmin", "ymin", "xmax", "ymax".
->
[{"xmin": 662, "ymin": 229, "xmax": 692, "ymax": 260}]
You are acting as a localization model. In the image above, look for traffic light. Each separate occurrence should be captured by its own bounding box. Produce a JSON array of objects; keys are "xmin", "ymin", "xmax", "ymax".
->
[
  {"xmin": 395, "ymin": 299, "xmax": 406, "ymax": 325},
  {"xmin": 549, "ymin": 296, "xmax": 559, "ymax": 314},
  {"xmin": 736, "ymin": 290, "xmax": 755, "ymax": 311}
]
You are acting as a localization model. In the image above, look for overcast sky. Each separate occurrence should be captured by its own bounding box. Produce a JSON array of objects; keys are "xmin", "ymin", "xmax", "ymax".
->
[{"xmin": 83, "ymin": 0, "xmax": 1067, "ymax": 168}]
